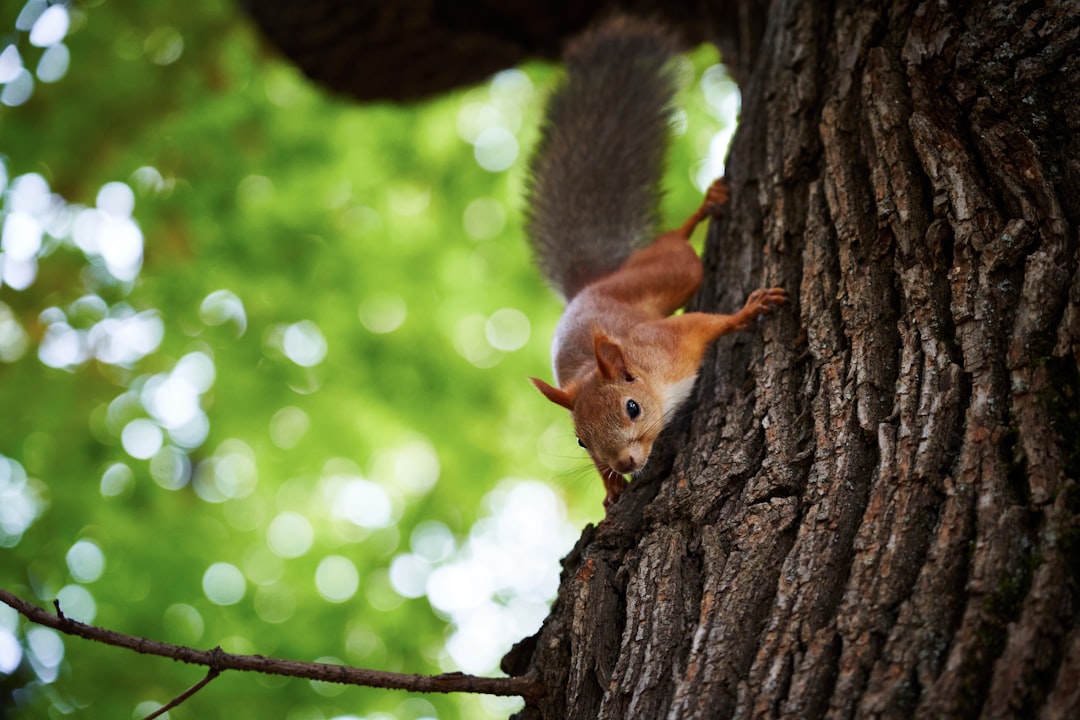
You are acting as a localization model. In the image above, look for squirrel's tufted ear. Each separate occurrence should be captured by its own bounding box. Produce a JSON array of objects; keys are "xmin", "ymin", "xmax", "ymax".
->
[
  {"xmin": 594, "ymin": 332, "xmax": 633, "ymax": 382},
  {"xmin": 530, "ymin": 377, "xmax": 575, "ymax": 410}
]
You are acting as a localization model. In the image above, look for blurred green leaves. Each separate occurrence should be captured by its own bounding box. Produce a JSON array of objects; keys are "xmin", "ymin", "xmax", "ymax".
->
[{"xmin": 0, "ymin": 1, "xmax": 736, "ymax": 718}]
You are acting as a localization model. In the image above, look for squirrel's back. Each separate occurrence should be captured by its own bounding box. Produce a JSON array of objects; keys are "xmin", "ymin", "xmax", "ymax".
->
[{"xmin": 525, "ymin": 16, "xmax": 680, "ymax": 300}]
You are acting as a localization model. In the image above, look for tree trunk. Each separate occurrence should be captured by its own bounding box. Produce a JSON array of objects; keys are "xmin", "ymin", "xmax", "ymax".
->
[{"xmin": 504, "ymin": 0, "xmax": 1080, "ymax": 718}]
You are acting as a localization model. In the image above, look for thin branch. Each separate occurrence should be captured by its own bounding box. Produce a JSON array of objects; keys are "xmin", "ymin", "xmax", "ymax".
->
[
  {"xmin": 0, "ymin": 588, "xmax": 544, "ymax": 703},
  {"xmin": 142, "ymin": 665, "xmax": 221, "ymax": 720}
]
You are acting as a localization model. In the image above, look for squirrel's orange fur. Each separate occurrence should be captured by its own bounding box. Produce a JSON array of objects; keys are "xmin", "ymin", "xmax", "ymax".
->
[{"xmin": 530, "ymin": 180, "xmax": 786, "ymax": 508}]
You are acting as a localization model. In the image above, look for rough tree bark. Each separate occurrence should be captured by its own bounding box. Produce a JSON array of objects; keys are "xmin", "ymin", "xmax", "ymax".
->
[
  {"xmin": 243, "ymin": 0, "xmax": 1080, "ymax": 717},
  {"xmin": 501, "ymin": 0, "xmax": 1080, "ymax": 718}
]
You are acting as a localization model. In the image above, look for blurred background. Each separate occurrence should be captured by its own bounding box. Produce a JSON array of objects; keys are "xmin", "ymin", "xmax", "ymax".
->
[{"xmin": 0, "ymin": 1, "xmax": 738, "ymax": 718}]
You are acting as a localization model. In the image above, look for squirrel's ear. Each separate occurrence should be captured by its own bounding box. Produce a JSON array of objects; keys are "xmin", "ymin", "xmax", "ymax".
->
[
  {"xmin": 530, "ymin": 377, "xmax": 575, "ymax": 410},
  {"xmin": 594, "ymin": 333, "xmax": 633, "ymax": 381}
]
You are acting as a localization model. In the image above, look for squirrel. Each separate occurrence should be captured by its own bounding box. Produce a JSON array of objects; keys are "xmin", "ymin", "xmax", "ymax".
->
[{"xmin": 524, "ymin": 16, "xmax": 788, "ymax": 510}]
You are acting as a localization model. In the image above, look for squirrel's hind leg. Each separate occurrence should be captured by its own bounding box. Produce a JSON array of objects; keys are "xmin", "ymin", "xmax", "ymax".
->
[{"xmin": 592, "ymin": 179, "xmax": 730, "ymax": 315}]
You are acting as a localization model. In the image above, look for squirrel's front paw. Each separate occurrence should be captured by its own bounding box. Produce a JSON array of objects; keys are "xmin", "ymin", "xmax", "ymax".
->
[
  {"xmin": 704, "ymin": 178, "xmax": 730, "ymax": 217},
  {"xmin": 704, "ymin": 178, "xmax": 730, "ymax": 213},
  {"xmin": 743, "ymin": 287, "xmax": 789, "ymax": 318}
]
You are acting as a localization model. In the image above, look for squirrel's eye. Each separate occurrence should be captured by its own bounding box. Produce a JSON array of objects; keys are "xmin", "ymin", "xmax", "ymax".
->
[
  {"xmin": 626, "ymin": 399, "xmax": 641, "ymax": 420},
  {"xmin": 577, "ymin": 437, "xmax": 588, "ymax": 450}
]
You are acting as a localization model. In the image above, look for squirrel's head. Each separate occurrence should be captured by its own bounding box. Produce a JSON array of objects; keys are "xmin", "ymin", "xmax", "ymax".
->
[{"xmin": 531, "ymin": 332, "xmax": 665, "ymax": 476}]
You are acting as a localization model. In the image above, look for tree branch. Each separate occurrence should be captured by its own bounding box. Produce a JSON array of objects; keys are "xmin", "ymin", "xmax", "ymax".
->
[
  {"xmin": 0, "ymin": 588, "xmax": 544, "ymax": 703},
  {"xmin": 143, "ymin": 666, "xmax": 220, "ymax": 719}
]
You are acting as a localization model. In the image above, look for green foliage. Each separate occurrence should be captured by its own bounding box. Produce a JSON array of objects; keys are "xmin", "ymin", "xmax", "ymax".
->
[{"xmin": 0, "ymin": 1, "xmax": 734, "ymax": 718}]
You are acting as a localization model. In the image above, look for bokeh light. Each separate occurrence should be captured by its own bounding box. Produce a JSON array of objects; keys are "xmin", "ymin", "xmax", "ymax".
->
[
  {"xmin": 202, "ymin": 562, "xmax": 246, "ymax": 606},
  {"xmin": 65, "ymin": 539, "xmax": 105, "ymax": 583},
  {"xmin": 281, "ymin": 320, "xmax": 327, "ymax": 367},
  {"xmin": 269, "ymin": 406, "xmax": 309, "ymax": 449},
  {"xmin": 55, "ymin": 584, "xmax": 96, "ymax": 623},
  {"xmin": 473, "ymin": 127, "xmax": 518, "ymax": 172},
  {"xmin": 384, "ymin": 480, "xmax": 577, "ymax": 675},
  {"xmin": 200, "ymin": 289, "xmax": 247, "ymax": 336},
  {"xmin": 121, "ymin": 418, "xmax": 164, "ymax": 460},
  {"xmin": 0, "ymin": 302, "xmax": 30, "ymax": 361},
  {"xmin": 99, "ymin": 462, "xmax": 134, "ymax": 497},
  {"xmin": 358, "ymin": 294, "xmax": 407, "ymax": 334},
  {"xmin": 315, "ymin": 555, "xmax": 360, "ymax": 603},
  {"xmin": 162, "ymin": 603, "xmax": 204, "ymax": 645},
  {"xmin": 144, "ymin": 26, "xmax": 183, "ymax": 66},
  {"xmin": 267, "ymin": 512, "xmax": 314, "ymax": 558},
  {"xmin": 1, "ymin": 67, "xmax": 33, "ymax": 107},
  {"xmin": 326, "ymin": 476, "xmax": 394, "ymax": 529},
  {"xmin": 462, "ymin": 197, "xmax": 506, "ymax": 240},
  {"xmin": 0, "ymin": 45, "xmax": 22, "ymax": 82},
  {"xmin": 0, "ymin": 626, "xmax": 22, "ymax": 674},
  {"xmin": 35, "ymin": 42, "xmax": 68, "ymax": 82},
  {"xmin": 0, "ymin": 453, "xmax": 44, "ymax": 547},
  {"xmin": 150, "ymin": 445, "xmax": 192, "ymax": 490},
  {"xmin": 26, "ymin": 626, "xmax": 64, "ymax": 683},
  {"xmin": 485, "ymin": 308, "xmax": 530, "ymax": 351},
  {"xmin": 694, "ymin": 64, "xmax": 740, "ymax": 188},
  {"xmin": 253, "ymin": 583, "xmax": 296, "ymax": 624},
  {"xmin": 28, "ymin": 5, "xmax": 69, "ymax": 48}
]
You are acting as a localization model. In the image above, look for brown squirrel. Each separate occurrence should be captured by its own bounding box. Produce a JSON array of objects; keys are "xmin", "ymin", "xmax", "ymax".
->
[{"xmin": 524, "ymin": 16, "xmax": 788, "ymax": 509}]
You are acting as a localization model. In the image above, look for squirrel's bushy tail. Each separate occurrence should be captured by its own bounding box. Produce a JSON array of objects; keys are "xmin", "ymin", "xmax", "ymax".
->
[{"xmin": 525, "ymin": 15, "xmax": 680, "ymax": 300}]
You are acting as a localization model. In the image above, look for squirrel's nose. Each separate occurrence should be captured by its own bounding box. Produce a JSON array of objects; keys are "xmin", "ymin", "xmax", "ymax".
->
[{"xmin": 613, "ymin": 454, "xmax": 639, "ymax": 474}]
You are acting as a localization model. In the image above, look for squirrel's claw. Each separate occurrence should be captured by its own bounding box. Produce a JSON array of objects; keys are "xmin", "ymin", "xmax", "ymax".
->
[
  {"xmin": 703, "ymin": 178, "xmax": 729, "ymax": 218},
  {"xmin": 742, "ymin": 287, "xmax": 790, "ymax": 320},
  {"xmin": 598, "ymin": 465, "xmax": 628, "ymax": 510}
]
